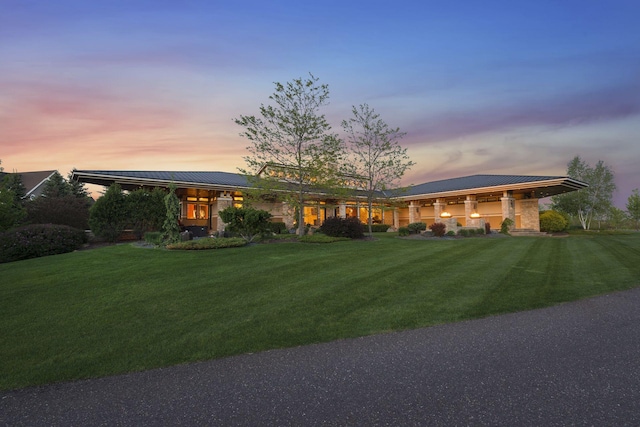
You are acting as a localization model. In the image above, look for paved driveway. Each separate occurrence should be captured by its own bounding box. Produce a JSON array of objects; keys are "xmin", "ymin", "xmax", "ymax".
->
[{"xmin": 2, "ymin": 288, "xmax": 640, "ymax": 426}]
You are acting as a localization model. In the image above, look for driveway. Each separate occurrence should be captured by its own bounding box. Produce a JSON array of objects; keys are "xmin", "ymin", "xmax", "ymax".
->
[{"xmin": 2, "ymin": 288, "xmax": 640, "ymax": 426}]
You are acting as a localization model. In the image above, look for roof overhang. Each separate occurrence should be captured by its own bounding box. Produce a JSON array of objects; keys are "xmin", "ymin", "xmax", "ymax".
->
[
  {"xmin": 71, "ymin": 171, "xmax": 253, "ymax": 192},
  {"xmin": 395, "ymin": 177, "xmax": 588, "ymax": 201}
]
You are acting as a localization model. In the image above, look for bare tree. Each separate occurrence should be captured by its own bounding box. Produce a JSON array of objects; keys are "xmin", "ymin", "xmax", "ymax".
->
[{"xmin": 342, "ymin": 104, "xmax": 414, "ymax": 235}]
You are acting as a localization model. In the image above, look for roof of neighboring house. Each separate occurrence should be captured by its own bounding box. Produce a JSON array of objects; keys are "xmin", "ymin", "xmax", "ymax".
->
[
  {"xmin": 72, "ymin": 170, "xmax": 588, "ymax": 200},
  {"xmin": 1, "ymin": 170, "xmax": 57, "ymax": 198}
]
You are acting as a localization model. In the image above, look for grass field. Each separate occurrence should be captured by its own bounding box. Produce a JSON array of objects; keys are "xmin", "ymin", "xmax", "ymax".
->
[{"xmin": 1, "ymin": 232, "xmax": 639, "ymax": 391}]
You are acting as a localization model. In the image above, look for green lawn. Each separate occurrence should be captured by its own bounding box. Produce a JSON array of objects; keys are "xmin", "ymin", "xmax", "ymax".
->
[{"xmin": 1, "ymin": 232, "xmax": 639, "ymax": 391}]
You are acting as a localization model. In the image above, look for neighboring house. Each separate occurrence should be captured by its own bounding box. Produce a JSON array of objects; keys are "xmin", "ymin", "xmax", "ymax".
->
[
  {"xmin": 0, "ymin": 170, "xmax": 58, "ymax": 200},
  {"xmin": 71, "ymin": 170, "xmax": 588, "ymax": 234}
]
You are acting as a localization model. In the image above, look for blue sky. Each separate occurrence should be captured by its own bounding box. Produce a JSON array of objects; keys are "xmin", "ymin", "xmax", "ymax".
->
[{"xmin": 2, "ymin": 0, "xmax": 639, "ymax": 205}]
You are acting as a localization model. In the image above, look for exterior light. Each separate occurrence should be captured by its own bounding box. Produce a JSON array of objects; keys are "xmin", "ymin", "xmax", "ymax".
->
[
  {"xmin": 470, "ymin": 212, "xmax": 480, "ymax": 218},
  {"xmin": 440, "ymin": 211, "xmax": 452, "ymax": 218}
]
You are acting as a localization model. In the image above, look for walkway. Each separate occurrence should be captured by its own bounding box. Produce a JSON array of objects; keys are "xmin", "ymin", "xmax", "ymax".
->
[{"xmin": 2, "ymin": 288, "xmax": 640, "ymax": 426}]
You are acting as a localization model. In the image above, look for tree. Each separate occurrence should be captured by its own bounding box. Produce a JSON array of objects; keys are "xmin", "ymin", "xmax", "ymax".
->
[
  {"xmin": 0, "ymin": 188, "xmax": 26, "ymax": 231},
  {"xmin": 88, "ymin": 183, "xmax": 127, "ymax": 242},
  {"xmin": 67, "ymin": 170, "xmax": 90, "ymax": 199},
  {"xmin": 42, "ymin": 171, "xmax": 71, "ymax": 198},
  {"xmin": 341, "ymin": 104, "xmax": 414, "ymax": 235},
  {"xmin": 552, "ymin": 156, "xmax": 616, "ymax": 230},
  {"xmin": 126, "ymin": 188, "xmax": 167, "ymax": 239},
  {"xmin": 627, "ymin": 188, "xmax": 640, "ymax": 230},
  {"xmin": 162, "ymin": 183, "xmax": 181, "ymax": 244},
  {"xmin": 235, "ymin": 74, "xmax": 344, "ymax": 235},
  {"xmin": 219, "ymin": 206, "xmax": 272, "ymax": 242},
  {"xmin": 26, "ymin": 195, "xmax": 90, "ymax": 229},
  {"xmin": 2, "ymin": 171, "xmax": 26, "ymax": 203}
]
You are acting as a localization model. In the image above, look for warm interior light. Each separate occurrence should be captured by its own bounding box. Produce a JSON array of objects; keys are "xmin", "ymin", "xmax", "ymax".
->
[
  {"xmin": 470, "ymin": 212, "xmax": 481, "ymax": 218},
  {"xmin": 440, "ymin": 211, "xmax": 452, "ymax": 218}
]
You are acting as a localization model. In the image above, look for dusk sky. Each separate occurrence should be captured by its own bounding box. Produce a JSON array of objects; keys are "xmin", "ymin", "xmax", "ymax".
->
[{"xmin": 2, "ymin": 1, "xmax": 639, "ymax": 206}]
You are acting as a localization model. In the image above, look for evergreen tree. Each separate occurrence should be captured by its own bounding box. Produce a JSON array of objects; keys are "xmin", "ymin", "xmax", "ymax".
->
[
  {"xmin": 42, "ymin": 171, "xmax": 71, "ymax": 198},
  {"xmin": 163, "ymin": 183, "xmax": 181, "ymax": 244}
]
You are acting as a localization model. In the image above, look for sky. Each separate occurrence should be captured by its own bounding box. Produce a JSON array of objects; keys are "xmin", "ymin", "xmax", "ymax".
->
[{"xmin": 1, "ymin": 0, "xmax": 639, "ymax": 206}]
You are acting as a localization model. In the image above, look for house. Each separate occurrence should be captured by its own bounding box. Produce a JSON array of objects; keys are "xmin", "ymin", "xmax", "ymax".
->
[
  {"xmin": 71, "ymin": 170, "xmax": 587, "ymax": 234},
  {"xmin": 0, "ymin": 170, "xmax": 58, "ymax": 200}
]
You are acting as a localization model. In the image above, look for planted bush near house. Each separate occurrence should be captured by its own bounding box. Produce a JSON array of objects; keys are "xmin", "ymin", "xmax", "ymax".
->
[
  {"xmin": 370, "ymin": 224, "xmax": 391, "ymax": 232},
  {"xmin": 0, "ymin": 224, "xmax": 86, "ymax": 263},
  {"xmin": 319, "ymin": 216, "xmax": 364, "ymax": 239},
  {"xmin": 428, "ymin": 222, "xmax": 446, "ymax": 237},
  {"xmin": 398, "ymin": 226, "xmax": 410, "ymax": 236},
  {"xmin": 540, "ymin": 210, "xmax": 569, "ymax": 233},
  {"xmin": 458, "ymin": 229, "xmax": 470, "ymax": 237},
  {"xmin": 166, "ymin": 237, "xmax": 247, "ymax": 250},
  {"xmin": 267, "ymin": 221, "xmax": 288, "ymax": 234},
  {"xmin": 485, "ymin": 222, "xmax": 492, "ymax": 234},
  {"xmin": 407, "ymin": 222, "xmax": 427, "ymax": 234},
  {"xmin": 143, "ymin": 231, "xmax": 163, "ymax": 246}
]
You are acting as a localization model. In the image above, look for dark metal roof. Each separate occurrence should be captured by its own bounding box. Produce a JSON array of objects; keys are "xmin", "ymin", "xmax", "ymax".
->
[
  {"xmin": 402, "ymin": 174, "xmax": 587, "ymax": 199},
  {"xmin": 73, "ymin": 170, "xmax": 251, "ymax": 189},
  {"xmin": 73, "ymin": 170, "xmax": 588, "ymax": 199}
]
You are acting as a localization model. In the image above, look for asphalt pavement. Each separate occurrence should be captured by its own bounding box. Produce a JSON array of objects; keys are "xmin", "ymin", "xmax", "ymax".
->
[{"xmin": 2, "ymin": 287, "xmax": 640, "ymax": 426}]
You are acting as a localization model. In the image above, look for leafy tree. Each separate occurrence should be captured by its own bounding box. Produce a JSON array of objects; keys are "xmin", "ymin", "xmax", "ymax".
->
[
  {"xmin": 552, "ymin": 156, "xmax": 616, "ymax": 230},
  {"xmin": 126, "ymin": 188, "xmax": 167, "ymax": 239},
  {"xmin": 88, "ymin": 183, "xmax": 127, "ymax": 242},
  {"xmin": 341, "ymin": 104, "xmax": 414, "ymax": 234},
  {"xmin": 627, "ymin": 188, "xmax": 640, "ymax": 230},
  {"xmin": 607, "ymin": 206, "xmax": 628, "ymax": 230},
  {"xmin": 25, "ymin": 195, "xmax": 90, "ymax": 229},
  {"xmin": 219, "ymin": 206, "xmax": 272, "ymax": 242},
  {"xmin": 0, "ymin": 188, "xmax": 26, "ymax": 231},
  {"xmin": 41, "ymin": 171, "xmax": 71, "ymax": 198},
  {"xmin": 235, "ymin": 74, "xmax": 344, "ymax": 235},
  {"xmin": 163, "ymin": 183, "xmax": 181, "ymax": 244}
]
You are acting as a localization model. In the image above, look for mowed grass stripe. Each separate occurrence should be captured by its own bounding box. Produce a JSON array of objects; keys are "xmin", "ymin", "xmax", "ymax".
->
[{"xmin": 1, "ymin": 233, "xmax": 639, "ymax": 390}]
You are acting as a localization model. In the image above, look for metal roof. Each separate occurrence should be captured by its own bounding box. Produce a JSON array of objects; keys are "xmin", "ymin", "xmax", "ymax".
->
[{"xmin": 73, "ymin": 170, "xmax": 588, "ymax": 199}]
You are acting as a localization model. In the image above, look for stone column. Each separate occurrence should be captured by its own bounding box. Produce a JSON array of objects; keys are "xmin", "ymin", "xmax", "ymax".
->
[
  {"xmin": 408, "ymin": 201, "xmax": 420, "ymax": 224},
  {"xmin": 281, "ymin": 202, "xmax": 294, "ymax": 230},
  {"xmin": 520, "ymin": 199, "xmax": 540, "ymax": 231},
  {"xmin": 464, "ymin": 195, "xmax": 477, "ymax": 221},
  {"xmin": 393, "ymin": 208, "xmax": 399, "ymax": 230},
  {"xmin": 339, "ymin": 202, "xmax": 346, "ymax": 218},
  {"xmin": 216, "ymin": 193, "xmax": 233, "ymax": 233},
  {"xmin": 433, "ymin": 199, "xmax": 445, "ymax": 223},
  {"xmin": 501, "ymin": 191, "xmax": 516, "ymax": 231}
]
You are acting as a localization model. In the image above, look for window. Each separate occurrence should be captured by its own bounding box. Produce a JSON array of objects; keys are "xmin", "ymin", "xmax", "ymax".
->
[{"xmin": 187, "ymin": 203, "xmax": 209, "ymax": 220}]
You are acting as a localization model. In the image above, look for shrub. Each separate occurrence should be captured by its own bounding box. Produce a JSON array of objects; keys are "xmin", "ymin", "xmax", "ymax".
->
[
  {"xmin": 458, "ymin": 228, "xmax": 470, "ymax": 237},
  {"xmin": 143, "ymin": 231, "xmax": 163, "ymax": 246},
  {"xmin": 219, "ymin": 207, "xmax": 273, "ymax": 242},
  {"xmin": 126, "ymin": 188, "xmax": 166, "ymax": 239},
  {"xmin": 478, "ymin": 227, "xmax": 486, "ymax": 235},
  {"xmin": 166, "ymin": 237, "xmax": 247, "ymax": 250},
  {"xmin": 25, "ymin": 195, "xmax": 90, "ymax": 230},
  {"xmin": 500, "ymin": 218, "xmax": 514, "ymax": 234},
  {"xmin": 398, "ymin": 227, "xmax": 410, "ymax": 236},
  {"xmin": 485, "ymin": 222, "xmax": 492, "ymax": 234},
  {"xmin": 446, "ymin": 230, "xmax": 456, "ymax": 236},
  {"xmin": 370, "ymin": 224, "xmax": 391, "ymax": 232},
  {"xmin": 539, "ymin": 210, "xmax": 569, "ymax": 233},
  {"xmin": 89, "ymin": 183, "xmax": 127, "ymax": 242},
  {"xmin": 319, "ymin": 216, "xmax": 364, "ymax": 239},
  {"xmin": 407, "ymin": 222, "xmax": 427, "ymax": 234},
  {"xmin": 0, "ymin": 224, "xmax": 86, "ymax": 263},
  {"xmin": 428, "ymin": 222, "xmax": 446, "ymax": 237},
  {"xmin": 267, "ymin": 221, "xmax": 288, "ymax": 234}
]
